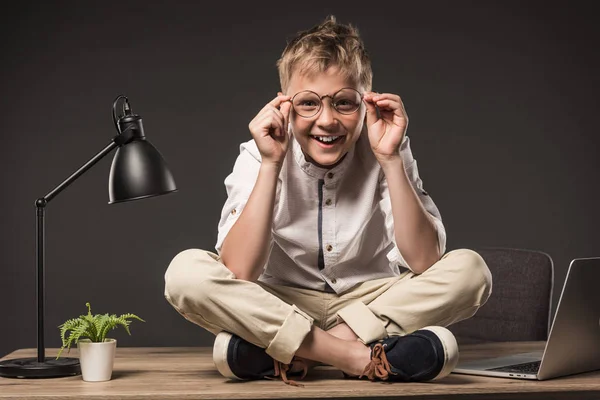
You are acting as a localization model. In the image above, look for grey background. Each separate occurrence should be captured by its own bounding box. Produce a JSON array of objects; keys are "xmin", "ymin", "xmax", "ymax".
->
[{"xmin": 1, "ymin": 1, "xmax": 598, "ymax": 359}]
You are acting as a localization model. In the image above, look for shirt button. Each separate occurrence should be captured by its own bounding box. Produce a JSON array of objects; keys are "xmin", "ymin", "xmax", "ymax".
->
[
  {"xmin": 325, "ymin": 198, "xmax": 332, "ymax": 206},
  {"xmin": 331, "ymin": 278, "xmax": 337, "ymax": 284},
  {"xmin": 327, "ymin": 172, "xmax": 334, "ymax": 179},
  {"xmin": 326, "ymin": 244, "xmax": 333, "ymax": 252},
  {"xmin": 231, "ymin": 208, "xmax": 237, "ymax": 215}
]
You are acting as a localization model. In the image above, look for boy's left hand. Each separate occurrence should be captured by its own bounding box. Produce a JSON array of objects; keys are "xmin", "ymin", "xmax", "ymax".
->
[{"xmin": 363, "ymin": 92, "xmax": 408, "ymax": 163}]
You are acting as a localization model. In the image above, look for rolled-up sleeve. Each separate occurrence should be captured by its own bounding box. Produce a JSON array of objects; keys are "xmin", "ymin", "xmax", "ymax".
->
[
  {"xmin": 380, "ymin": 136, "xmax": 447, "ymax": 272},
  {"xmin": 215, "ymin": 140, "xmax": 263, "ymax": 255}
]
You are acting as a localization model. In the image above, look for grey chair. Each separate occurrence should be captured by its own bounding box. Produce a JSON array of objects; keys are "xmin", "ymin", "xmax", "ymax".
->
[{"xmin": 448, "ymin": 247, "xmax": 554, "ymax": 344}]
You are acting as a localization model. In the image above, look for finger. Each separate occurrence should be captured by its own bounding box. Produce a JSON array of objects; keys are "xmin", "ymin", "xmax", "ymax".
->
[
  {"xmin": 374, "ymin": 100, "xmax": 407, "ymax": 127},
  {"xmin": 267, "ymin": 106, "xmax": 287, "ymax": 136},
  {"xmin": 364, "ymin": 96, "xmax": 380, "ymax": 127},
  {"xmin": 372, "ymin": 100, "xmax": 408, "ymax": 128},
  {"xmin": 279, "ymin": 101, "xmax": 291, "ymax": 135},
  {"xmin": 251, "ymin": 106, "xmax": 279, "ymax": 126},
  {"xmin": 254, "ymin": 95, "xmax": 291, "ymax": 121},
  {"xmin": 268, "ymin": 94, "xmax": 292, "ymax": 108},
  {"xmin": 272, "ymin": 120, "xmax": 285, "ymax": 138},
  {"xmin": 362, "ymin": 91, "xmax": 378, "ymax": 104},
  {"xmin": 255, "ymin": 105, "xmax": 285, "ymax": 132},
  {"xmin": 372, "ymin": 99, "xmax": 404, "ymax": 116},
  {"xmin": 373, "ymin": 98, "xmax": 400, "ymax": 109},
  {"xmin": 374, "ymin": 94, "xmax": 407, "ymax": 113},
  {"xmin": 266, "ymin": 105, "xmax": 285, "ymax": 121},
  {"xmin": 363, "ymin": 92, "xmax": 385, "ymax": 121},
  {"xmin": 372, "ymin": 93, "xmax": 400, "ymax": 101},
  {"xmin": 250, "ymin": 97, "xmax": 287, "ymax": 137},
  {"xmin": 254, "ymin": 110, "xmax": 284, "ymax": 137},
  {"xmin": 262, "ymin": 113, "xmax": 285, "ymax": 137},
  {"xmin": 368, "ymin": 93, "xmax": 401, "ymax": 107}
]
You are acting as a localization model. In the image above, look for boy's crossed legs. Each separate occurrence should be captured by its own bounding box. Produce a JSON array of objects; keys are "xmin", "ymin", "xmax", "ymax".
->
[{"xmin": 164, "ymin": 249, "xmax": 492, "ymax": 384}]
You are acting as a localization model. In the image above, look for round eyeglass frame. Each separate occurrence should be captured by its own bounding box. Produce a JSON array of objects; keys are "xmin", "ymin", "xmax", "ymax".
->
[{"xmin": 290, "ymin": 87, "xmax": 364, "ymax": 118}]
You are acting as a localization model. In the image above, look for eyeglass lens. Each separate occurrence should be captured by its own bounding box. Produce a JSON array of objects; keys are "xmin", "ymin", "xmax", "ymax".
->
[{"xmin": 292, "ymin": 88, "xmax": 362, "ymax": 117}]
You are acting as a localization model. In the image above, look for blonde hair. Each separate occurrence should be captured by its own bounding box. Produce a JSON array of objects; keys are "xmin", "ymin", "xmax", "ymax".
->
[{"xmin": 276, "ymin": 15, "xmax": 372, "ymax": 93}]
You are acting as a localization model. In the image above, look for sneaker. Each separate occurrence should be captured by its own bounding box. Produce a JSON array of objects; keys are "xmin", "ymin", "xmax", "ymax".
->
[
  {"xmin": 212, "ymin": 331, "xmax": 308, "ymax": 386},
  {"xmin": 360, "ymin": 326, "xmax": 459, "ymax": 382}
]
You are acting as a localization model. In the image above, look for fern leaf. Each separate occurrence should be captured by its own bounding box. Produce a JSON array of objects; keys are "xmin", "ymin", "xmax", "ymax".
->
[
  {"xmin": 56, "ymin": 322, "xmax": 90, "ymax": 358},
  {"xmin": 112, "ymin": 316, "xmax": 133, "ymax": 336},
  {"xmin": 119, "ymin": 313, "xmax": 145, "ymax": 323},
  {"xmin": 93, "ymin": 314, "xmax": 108, "ymax": 342},
  {"xmin": 58, "ymin": 318, "xmax": 82, "ymax": 345},
  {"xmin": 83, "ymin": 314, "xmax": 100, "ymax": 342}
]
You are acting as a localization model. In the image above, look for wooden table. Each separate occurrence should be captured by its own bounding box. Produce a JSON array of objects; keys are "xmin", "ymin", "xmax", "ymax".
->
[{"xmin": 1, "ymin": 342, "xmax": 599, "ymax": 399}]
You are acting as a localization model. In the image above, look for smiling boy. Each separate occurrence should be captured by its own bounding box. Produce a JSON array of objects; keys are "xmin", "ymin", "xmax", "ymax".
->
[{"xmin": 164, "ymin": 16, "xmax": 492, "ymax": 386}]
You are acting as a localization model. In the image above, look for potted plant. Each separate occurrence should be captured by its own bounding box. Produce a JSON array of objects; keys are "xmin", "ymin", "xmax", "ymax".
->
[{"xmin": 56, "ymin": 302, "xmax": 144, "ymax": 382}]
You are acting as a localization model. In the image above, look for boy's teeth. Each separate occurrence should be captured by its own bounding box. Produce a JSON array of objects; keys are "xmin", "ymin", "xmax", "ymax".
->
[{"xmin": 315, "ymin": 136, "xmax": 339, "ymax": 143}]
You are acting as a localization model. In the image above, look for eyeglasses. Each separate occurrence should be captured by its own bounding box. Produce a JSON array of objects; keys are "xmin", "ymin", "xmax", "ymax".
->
[{"xmin": 290, "ymin": 87, "xmax": 364, "ymax": 118}]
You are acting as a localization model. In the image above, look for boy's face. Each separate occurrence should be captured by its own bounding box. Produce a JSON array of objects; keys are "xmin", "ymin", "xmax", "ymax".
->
[{"xmin": 286, "ymin": 67, "xmax": 366, "ymax": 169}]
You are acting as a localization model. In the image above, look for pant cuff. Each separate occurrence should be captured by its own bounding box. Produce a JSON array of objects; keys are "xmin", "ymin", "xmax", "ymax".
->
[
  {"xmin": 265, "ymin": 305, "xmax": 313, "ymax": 364},
  {"xmin": 336, "ymin": 301, "xmax": 388, "ymax": 344}
]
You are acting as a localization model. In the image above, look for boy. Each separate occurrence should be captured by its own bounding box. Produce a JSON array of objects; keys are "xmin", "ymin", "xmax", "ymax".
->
[{"xmin": 164, "ymin": 15, "xmax": 492, "ymax": 386}]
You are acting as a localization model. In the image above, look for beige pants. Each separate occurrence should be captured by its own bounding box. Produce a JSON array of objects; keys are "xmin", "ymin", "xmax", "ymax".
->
[{"xmin": 164, "ymin": 248, "xmax": 492, "ymax": 364}]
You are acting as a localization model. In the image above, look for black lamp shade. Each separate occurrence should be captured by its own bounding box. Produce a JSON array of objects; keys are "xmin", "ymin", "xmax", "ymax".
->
[{"xmin": 108, "ymin": 138, "xmax": 177, "ymax": 204}]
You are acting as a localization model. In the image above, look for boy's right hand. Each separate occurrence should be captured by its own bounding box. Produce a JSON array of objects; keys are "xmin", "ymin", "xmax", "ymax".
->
[{"xmin": 248, "ymin": 93, "xmax": 292, "ymax": 167}]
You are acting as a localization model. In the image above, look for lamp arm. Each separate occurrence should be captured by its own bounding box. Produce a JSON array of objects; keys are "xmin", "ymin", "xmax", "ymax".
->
[
  {"xmin": 39, "ymin": 127, "xmax": 137, "ymax": 204},
  {"xmin": 40, "ymin": 141, "xmax": 117, "ymax": 205}
]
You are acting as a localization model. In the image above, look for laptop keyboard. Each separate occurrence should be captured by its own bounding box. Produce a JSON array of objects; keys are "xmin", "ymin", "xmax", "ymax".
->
[{"xmin": 488, "ymin": 360, "xmax": 541, "ymax": 374}]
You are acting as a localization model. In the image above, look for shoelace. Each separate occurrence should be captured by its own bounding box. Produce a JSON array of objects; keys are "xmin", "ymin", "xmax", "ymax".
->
[
  {"xmin": 359, "ymin": 343, "xmax": 395, "ymax": 381},
  {"xmin": 267, "ymin": 358, "xmax": 308, "ymax": 387}
]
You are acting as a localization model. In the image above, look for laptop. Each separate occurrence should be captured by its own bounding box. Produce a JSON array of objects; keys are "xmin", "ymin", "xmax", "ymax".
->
[{"xmin": 453, "ymin": 257, "xmax": 600, "ymax": 380}]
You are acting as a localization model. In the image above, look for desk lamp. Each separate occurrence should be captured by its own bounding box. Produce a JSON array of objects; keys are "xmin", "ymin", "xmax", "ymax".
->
[{"xmin": 0, "ymin": 95, "xmax": 177, "ymax": 378}]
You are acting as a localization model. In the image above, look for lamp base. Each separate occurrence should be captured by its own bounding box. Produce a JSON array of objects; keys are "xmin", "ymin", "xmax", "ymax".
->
[{"xmin": 0, "ymin": 357, "xmax": 80, "ymax": 378}]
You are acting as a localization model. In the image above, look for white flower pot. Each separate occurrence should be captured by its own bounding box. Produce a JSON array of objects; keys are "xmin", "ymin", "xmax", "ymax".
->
[{"xmin": 77, "ymin": 338, "xmax": 117, "ymax": 382}]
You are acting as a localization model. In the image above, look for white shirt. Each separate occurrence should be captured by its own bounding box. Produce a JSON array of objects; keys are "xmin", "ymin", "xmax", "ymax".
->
[{"xmin": 215, "ymin": 133, "xmax": 446, "ymax": 294}]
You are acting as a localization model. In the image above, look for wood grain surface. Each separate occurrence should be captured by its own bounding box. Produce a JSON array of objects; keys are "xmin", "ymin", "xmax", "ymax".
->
[{"xmin": 1, "ymin": 342, "xmax": 599, "ymax": 399}]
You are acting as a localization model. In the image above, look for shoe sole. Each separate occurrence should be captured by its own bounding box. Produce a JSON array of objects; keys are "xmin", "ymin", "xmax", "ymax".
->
[
  {"xmin": 213, "ymin": 331, "xmax": 240, "ymax": 380},
  {"xmin": 420, "ymin": 326, "xmax": 459, "ymax": 380}
]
